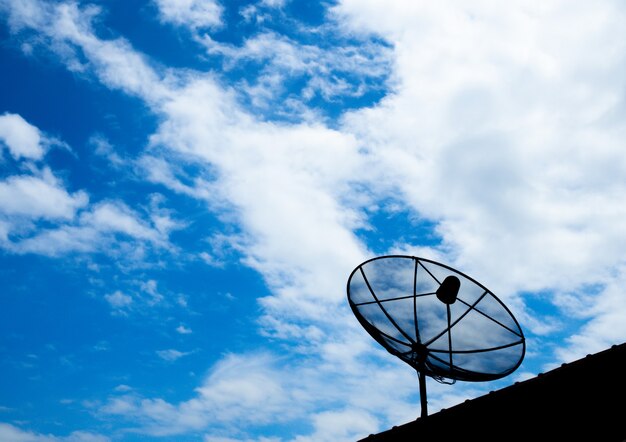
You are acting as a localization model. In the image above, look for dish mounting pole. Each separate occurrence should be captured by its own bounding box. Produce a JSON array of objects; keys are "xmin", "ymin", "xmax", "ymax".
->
[{"xmin": 418, "ymin": 370, "xmax": 428, "ymax": 418}]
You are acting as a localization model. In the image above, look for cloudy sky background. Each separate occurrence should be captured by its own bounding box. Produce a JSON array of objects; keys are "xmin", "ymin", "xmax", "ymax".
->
[{"xmin": 1, "ymin": 0, "xmax": 626, "ymax": 440}]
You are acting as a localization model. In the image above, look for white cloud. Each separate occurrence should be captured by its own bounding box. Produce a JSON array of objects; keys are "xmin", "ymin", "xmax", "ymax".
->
[
  {"xmin": 138, "ymin": 155, "xmax": 204, "ymax": 199},
  {"xmin": 154, "ymin": 0, "xmax": 223, "ymax": 30},
  {"xmin": 291, "ymin": 409, "xmax": 380, "ymax": 442},
  {"xmin": 0, "ymin": 219, "xmax": 10, "ymax": 242},
  {"xmin": 259, "ymin": 0, "xmax": 285, "ymax": 7},
  {"xmin": 555, "ymin": 268, "xmax": 626, "ymax": 362},
  {"xmin": 0, "ymin": 116, "xmax": 178, "ymax": 261},
  {"xmin": 89, "ymin": 134, "xmax": 123, "ymax": 166},
  {"xmin": 99, "ymin": 353, "xmax": 296, "ymax": 434},
  {"xmin": 1, "ymin": 0, "xmax": 170, "ymax": 102},
  {"xmin": 99, "ymin": 353, "xmax": 307, "ymax": 435},
  {"xmin": 198, "ymin": 251, "xmax": 225, "ymax": 268},
  {"xmin": 335, "ymin": 1, "xmax": 626, "ymax": 326},
  {"xmin": 149, "ymin": 98, "xmax": 373, "ymax": 334},
  {"xmin": 10, "ymin": 199, "xmax": 173, "ymax": 257},
  {"xmin": 0, "ymin": 170, "xmax": 88, "ymax": 220},
  {"xmin": 140, "ymin": 279, "xmax": 165, "ymax": 305},
  {"xmin": 176, "ymin": 324, "xmax": 192, "ymax": 334},
  {"xmin": 198, "ymin": 30, "xmax": 392, "ymax": 113},
  {"xmin": 104, "ymin": 290, "xmax": 133, "ymax": 309},
  {"xmin": 102, "ymin": 279, "xmax": 180, "ymax": 315},
  {"xmin": 156, "ymin": 349, "xmax": 190, "ymax": 361},
  {"xmin": 204, "ymin": 435, "xmax": 281, "ymax": 442},
  {"xmin": 0, "ymin": 112, "xmax": 45, "ymax": 160},
  {"xmin": 98, "ymin": 345, "xmax": 496, "ymax": 440},
  {"xmin": 11, "ymin": 223, "xmax": 99, "ymax": 255},
  {"xmin": 0, "ymin": 115, "xmax": 89, "ymax": 248},
  {"xmin": 80, "ymin": 202, "xmax": 161, "ymax": 243},
  {"xmin": 0, "ymin": 423, "xmax": 109, "ymax": 442}
]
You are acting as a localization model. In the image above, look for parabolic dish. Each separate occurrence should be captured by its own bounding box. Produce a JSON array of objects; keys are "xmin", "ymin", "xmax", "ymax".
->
[{"xmin": 347, "ymin": 255, "xmax": 525, "ymax": 382}]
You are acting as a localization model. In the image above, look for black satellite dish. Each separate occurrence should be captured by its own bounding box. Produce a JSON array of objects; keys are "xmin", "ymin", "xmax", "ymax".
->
[{"xmin": 347, "ymin": 255, "xmax": 525, "ymax": 418}]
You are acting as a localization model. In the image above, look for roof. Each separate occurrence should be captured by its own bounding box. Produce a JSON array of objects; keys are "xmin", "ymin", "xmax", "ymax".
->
[{"xmin": 360, "ymin": 341, "xmax": 626, "ymax": 441}]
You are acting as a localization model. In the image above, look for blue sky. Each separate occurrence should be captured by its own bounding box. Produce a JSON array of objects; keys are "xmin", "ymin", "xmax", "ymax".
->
[{"xmin": 1, "ymin": 1, "xmax": 626, "ymax": 441}]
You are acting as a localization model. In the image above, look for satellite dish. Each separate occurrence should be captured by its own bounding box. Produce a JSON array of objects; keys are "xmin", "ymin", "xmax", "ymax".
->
[{"xmin": 347, "ymin": 255, "xmax": 525, "ymax": 418}]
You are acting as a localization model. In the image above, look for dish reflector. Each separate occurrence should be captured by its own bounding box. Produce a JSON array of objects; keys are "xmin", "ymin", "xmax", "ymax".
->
[{"xmin": 347, "ymin": 256, "xmax": 525, "ymax": 384}]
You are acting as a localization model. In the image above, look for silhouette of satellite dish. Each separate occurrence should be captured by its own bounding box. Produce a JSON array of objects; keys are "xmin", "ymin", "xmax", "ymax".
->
[{"xmin": 347, "ymin": 255, "xmax": 525, "ymax": 418}]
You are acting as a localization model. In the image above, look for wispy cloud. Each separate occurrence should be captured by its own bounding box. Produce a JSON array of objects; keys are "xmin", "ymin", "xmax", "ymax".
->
[
  {"xmin": 0, "ymin": 423, "xmax": 110, "ymax": 442},
  {"xmin": 0, "ymin": 112, "xmax": 181, "ymax": 260},
  {"xmin": 176, "ymin": 324, "xmax": 192, "ymax": 334},
  {"xmin": 0, "ymin": 169, "xmax": 88, "ymax": 220},
  {"xmin": 154, "ymin": 0, "xmax": 223, "ymax": 30},
  {"xmin": 1, "ymin": 0, "xmax": 170, "ymax": 101},
  {"xmin": 89, "ymin": 134, "xmax": 124, "ymax": 167},
  {"xmin": 104, "ymin": 290, "xmax": 132, "ymax": 309},
  {"xmin": 9, "ymin": 199, "xmax": 176, "ymax": 257},
  {"xmin": 156, "ymin": 349, "xmax": 191, "ymax": 362},
  {"xmin": 98, "ymin": 351, "xmax": 388, "ymax": 436},
  {"xmin": 98, "ymin": 347, "xmax": 494, "ymax": 439},
  {"xmin": 199, "ymin": 30, "xmax": 392, "ymax": 114}
]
